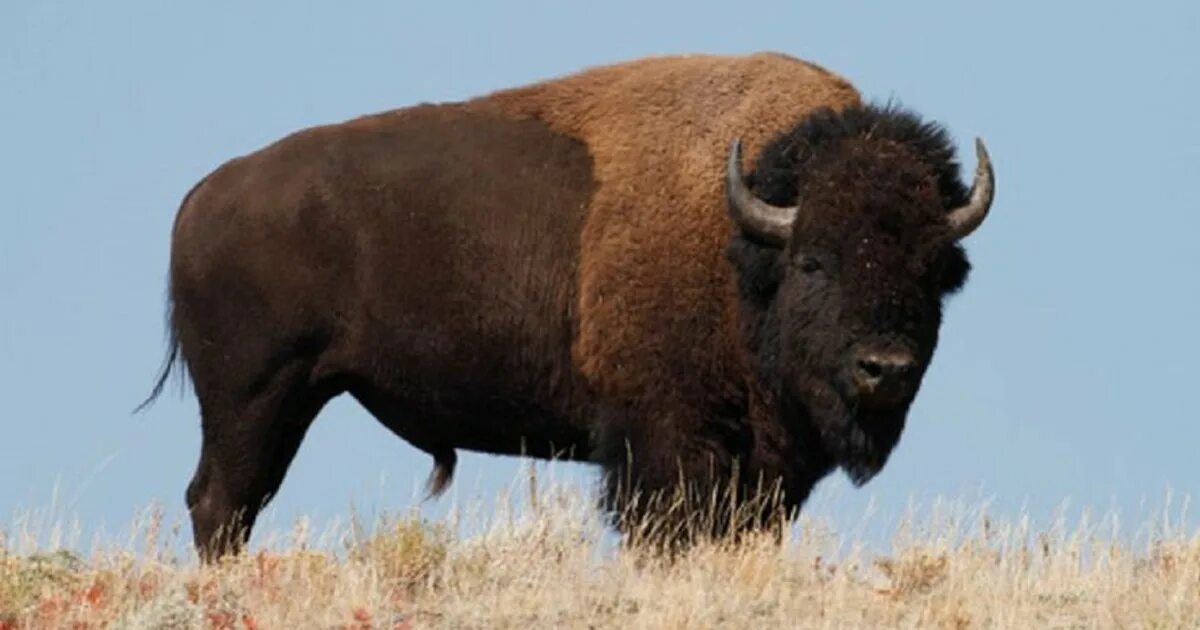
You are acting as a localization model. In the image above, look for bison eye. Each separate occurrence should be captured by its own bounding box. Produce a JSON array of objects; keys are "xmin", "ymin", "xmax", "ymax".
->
[{"xmin": 798, "ymin": 256, "xmax": 823, "ymax": 274}]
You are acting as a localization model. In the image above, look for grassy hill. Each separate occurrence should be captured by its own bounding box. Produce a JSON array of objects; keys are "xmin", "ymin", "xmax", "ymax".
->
[{"xmin": 2, "ymin": 480, "xmax": 1198, "ymax": 628}]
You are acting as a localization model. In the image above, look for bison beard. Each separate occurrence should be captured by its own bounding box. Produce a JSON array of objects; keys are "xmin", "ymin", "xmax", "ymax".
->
[
  {"xmin": 784, "ymin": 386, "xmax": 906, "ymax": 487},
  {"xmin": 140, "ymin": 53, "xmax": 995, "ymax": 559}
]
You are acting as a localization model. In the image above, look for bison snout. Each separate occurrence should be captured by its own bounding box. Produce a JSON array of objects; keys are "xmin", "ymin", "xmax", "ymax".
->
[{"xmin": 851, "ymin": 347, "xmax": 916, "ymax": 405}]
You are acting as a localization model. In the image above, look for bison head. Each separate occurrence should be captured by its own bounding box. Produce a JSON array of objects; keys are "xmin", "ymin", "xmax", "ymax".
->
[{"xmin": 725, "ymin": 105, "xmax": 994, "ymax": 486}]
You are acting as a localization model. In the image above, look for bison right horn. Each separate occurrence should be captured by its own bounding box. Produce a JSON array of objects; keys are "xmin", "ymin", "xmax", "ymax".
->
[
  {"xmin": 725, "ymin": 138, "xmax": 798, "ymax": 247},
  {"xmin": 944, "ymin": 138, "xmax": 996, "ymax": 241}
]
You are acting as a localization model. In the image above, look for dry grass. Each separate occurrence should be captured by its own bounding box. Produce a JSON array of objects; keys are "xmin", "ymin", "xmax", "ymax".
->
[{"xmin": 2, "ymin": 477, "xmax": 1198, "ymax": 629}]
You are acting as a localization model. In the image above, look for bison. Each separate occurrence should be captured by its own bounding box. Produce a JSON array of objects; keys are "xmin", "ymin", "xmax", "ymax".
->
[{"xmin": 140, "ymin": 52, "xmax": 996, "ymax": 558}]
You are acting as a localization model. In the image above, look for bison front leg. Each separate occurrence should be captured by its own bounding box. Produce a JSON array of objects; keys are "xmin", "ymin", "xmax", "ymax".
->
[{"xmin": 594, "ymin": 406, "xmax": 774, "ymax": 549}]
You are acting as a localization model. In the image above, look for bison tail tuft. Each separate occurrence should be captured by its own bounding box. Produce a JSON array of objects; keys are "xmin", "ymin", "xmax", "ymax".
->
[{"xmin": 133, "ymin": 296, "xmax": 188, "ymax": 414}]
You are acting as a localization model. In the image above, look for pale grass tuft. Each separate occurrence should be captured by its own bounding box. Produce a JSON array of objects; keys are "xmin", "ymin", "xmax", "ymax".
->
[{"xmin": 1, "ymin": 478, "xmax": 1198, "ymax": 629}]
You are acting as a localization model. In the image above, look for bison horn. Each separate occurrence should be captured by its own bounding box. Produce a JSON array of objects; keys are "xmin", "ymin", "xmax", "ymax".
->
[
  {"xmin": 945, "ymin": 138, "xmax": 996, "ymax": 241},
  {"xmin": 725, "ymin": 138, "xmax": 797, "ymax": 246}
]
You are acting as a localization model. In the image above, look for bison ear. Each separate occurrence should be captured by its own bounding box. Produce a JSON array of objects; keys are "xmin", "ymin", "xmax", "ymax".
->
[
  {"xmin": 936, "ymin": 244, "xmax": 972, "ymax": 295},
  {"xmin": 726, "ymin": 235, "xmax": 784, "ymax": 305}
]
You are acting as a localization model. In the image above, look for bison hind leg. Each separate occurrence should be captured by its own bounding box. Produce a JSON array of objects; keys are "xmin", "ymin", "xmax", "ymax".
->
[{"xmin": 423, "ymin": 446, "xmax": 457, "ymax": 500}]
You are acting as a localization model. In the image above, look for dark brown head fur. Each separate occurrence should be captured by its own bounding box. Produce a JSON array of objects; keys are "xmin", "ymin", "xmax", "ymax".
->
[{"xmin": 728, "ymin": 104, "xmax": 975, "ymax": 490}]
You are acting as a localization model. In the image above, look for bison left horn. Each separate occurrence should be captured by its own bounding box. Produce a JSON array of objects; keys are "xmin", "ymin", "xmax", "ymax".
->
[
  {"xmin": 945, "ymin": 138, "xmax": 996, "ymax": 241},
  {"xmin": 725, "ymin": 138, "xmax": 797, "ymax": 246}
]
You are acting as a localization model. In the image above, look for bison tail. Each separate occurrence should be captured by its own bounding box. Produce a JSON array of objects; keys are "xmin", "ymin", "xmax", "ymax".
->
[
  {"xmin": 423, "ymin": 447, "xmax": 457, "ymax": 500},
  {"xmin": 135, "ymin": 173, "xmax": 213, "ymax": 415},
  {"xmin": 133, "ymin": 295, "xmax": 188, "ymax": 414}
]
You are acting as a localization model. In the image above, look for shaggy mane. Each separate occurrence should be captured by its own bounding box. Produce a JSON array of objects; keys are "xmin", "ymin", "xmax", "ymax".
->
[{"xmin": 750, "ymin": 103, "xmax": 971, "ymax": 212}]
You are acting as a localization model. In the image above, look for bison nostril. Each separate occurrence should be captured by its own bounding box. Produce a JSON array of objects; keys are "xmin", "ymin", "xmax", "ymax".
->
[
  {"xmin": 853, "ymin": 351, "xmax": 916, "ymax": 392},
  {"xmin": 857, "ymin": 358, "xmax": 884, "ymax": 380}
]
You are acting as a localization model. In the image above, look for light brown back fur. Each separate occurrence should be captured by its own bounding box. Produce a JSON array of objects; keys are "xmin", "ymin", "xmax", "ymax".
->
[{"xmin": 473, "ymin": 52, "xmax": 862, "ymax": 404}]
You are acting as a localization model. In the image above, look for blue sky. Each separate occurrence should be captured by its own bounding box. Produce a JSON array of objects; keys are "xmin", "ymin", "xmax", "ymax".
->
[{"xmin": 3, "ymin": 1, "xmax": 1198, "ymax": 550}]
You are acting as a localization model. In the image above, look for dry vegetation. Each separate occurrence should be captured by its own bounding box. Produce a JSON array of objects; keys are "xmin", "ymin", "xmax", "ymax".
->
[{"xmin": 2, "ymin": 477, "xmax": 1198, "ymax": 629}]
